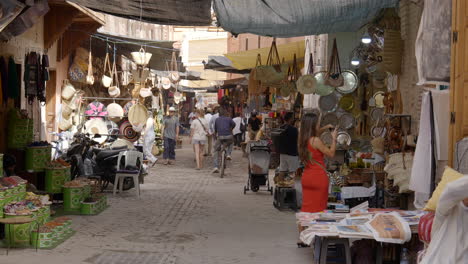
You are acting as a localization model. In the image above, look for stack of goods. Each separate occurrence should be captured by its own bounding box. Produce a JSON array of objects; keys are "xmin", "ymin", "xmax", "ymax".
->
[
  {"xmin": 0, "ymin": 176, "xmax": 28, "ymax": 214},
  {"xmin": 25, "ymin": 141, "xmax": 52, "ymax": 172},
  {"xmin": 32, "ymin": 216, "xmax": 74, "ymax": 249},
  {"xmin": 45, "ymin": 159, "xmax": 71, "ymax": 193},
  {"xmin": 63, "ymin": 178, "xmax": 92, "ymax": 212},
  {"xmin": 81, "ymin": 193, "xmax": 108, "ymax": 215},
  {"xmin": 2, "ymin": 191, "xmax": 51, "ymax": 247},
  {"xmin": 384, "ymin": 152, "xmax": 414, "ymax": 193},
  {"xmin": 7, "ymin": 109, "xmax": 33, "ymax": 149}
]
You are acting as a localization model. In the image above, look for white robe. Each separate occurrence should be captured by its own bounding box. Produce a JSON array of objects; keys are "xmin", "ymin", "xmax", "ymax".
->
[{"xmin": 420, "ymin": 176, "xmax": 468, "ymax": 264}]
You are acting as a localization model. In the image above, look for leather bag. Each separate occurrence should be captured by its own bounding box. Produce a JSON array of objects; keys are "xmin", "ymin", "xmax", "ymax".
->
[{"xmin": 325, "ymin": 39, "xmax": 344, "ymax": 88}]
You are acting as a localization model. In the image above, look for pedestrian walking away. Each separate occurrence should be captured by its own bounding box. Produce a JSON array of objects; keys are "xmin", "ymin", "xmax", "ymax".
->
[
  {"xmin": 190, "ymin": 109, "xmax": 209, "ymax": 170},
  {"xmin": 162, "ymin": 106, "xmax": 180, "ymax": 165}
]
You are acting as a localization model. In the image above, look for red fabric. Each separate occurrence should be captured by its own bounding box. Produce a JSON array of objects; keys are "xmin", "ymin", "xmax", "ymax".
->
[
  {"xmin": 301, "ymin": 139, "xmax": 329, "ymax": 213},
  {"xmin": 418, "ymin": 211, "xmax": 435, "ymax": 244}
]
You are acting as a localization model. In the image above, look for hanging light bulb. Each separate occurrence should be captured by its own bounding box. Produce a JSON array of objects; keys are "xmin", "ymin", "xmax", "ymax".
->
[
  {"xmin": 361, "ymin": 31, "xmax": 372, "ymax": 44},
  {"xmin": 351, "ymin": 56, "xmax": 360, "ymax": 66}
]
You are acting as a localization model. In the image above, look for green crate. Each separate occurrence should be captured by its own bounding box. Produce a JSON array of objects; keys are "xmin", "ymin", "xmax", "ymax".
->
[
  {"xmin": 80, "ymin": 202, "xmax": 98, "ymax": 215},
  {"xmin": 45, "ymin": 167, "xmax": 71, "ymax": 193},
  {"xmin": 7, "ymin": 118, "xmax": 33, "ymax": 150},
  {"xmin": 30, "ymin": 232, "xmax": 55, "ymax": 249},
  {"xmin": 25, "ymin": 146, "xmax": 51, "ymax": 172},
  {"xmin": 82, "ymin": 184, "xmax": 91, "ymax": 200},
  {"xmin": 4, "ymin": 213, "xmax": 34, "ymax": 247},
  {"xmin": 63, "ymin": 187, "xmax": 83, "ymax": 212}
]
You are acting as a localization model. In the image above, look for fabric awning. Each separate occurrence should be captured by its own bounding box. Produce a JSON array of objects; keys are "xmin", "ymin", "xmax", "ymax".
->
[
  {"xmin": 213, "ymin": 0, "xmax": 398, "ymax": 37},
  {"xmin": 224, "ymin": 41, "xmax": 305, "ymax": 70},
  {"xmin": 203, "ymin": 56, "xmax": 251, "ymax": 74},
  {"xmin": 67, "ymin": 0, "xmax": 212, "ymax": 26}
]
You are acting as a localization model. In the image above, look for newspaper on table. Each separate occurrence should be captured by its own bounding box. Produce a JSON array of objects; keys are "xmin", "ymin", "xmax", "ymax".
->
[
  {"xmin": 365, "ymin": 212, "xmax": 412, "ymax": 244},
  {"xmin": 335, "ymin": 225, "xmax": 374, "ymax": 239},
  {"xmin": 299, "ymin": 225, "xmax": 338, "ymax": 245}
]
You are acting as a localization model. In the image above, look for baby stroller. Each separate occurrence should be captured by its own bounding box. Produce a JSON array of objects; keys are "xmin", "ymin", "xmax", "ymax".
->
[{"xmin": 244, "ymin": 140, "xmax": 273, "ymax": 194}]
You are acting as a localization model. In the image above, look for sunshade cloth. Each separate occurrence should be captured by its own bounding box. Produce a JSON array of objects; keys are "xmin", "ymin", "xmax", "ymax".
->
[
  {"xmin": 214, "ymin": 0, "xmax": 398, "ymax": 37},
  {"xmin": 204, "ymin": 56, "xmax": 251, "ymax": 74},
  {"xmin": 84, "ymin": 33, "xmax": 178, "ymax": 71},
  {"xmin": 68, "ymin": 0, "xmax": 212, "ymax": 26},
  {"xmin": 225, "ymin": 41, "xmax": 305, "ymax": 70}
]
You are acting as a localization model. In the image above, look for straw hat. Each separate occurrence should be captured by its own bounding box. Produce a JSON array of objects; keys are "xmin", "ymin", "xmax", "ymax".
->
[
  {"xmin": 111, "ymin": 139, "xmax": 135, "ymax": 149},
  {"xmin": 107, "ymin": 103, "xmax": 124, "ymax": 122},
  {"xmin": 296, "ymin": 75, "xmax": 317, "ymax": 94},
  {"xmin": 128, "ymin": 103, "xmax": 148, "ymax": 131},
  {"xmin": 84, "ymin": 119, "xmax": 108, "ymax": 144}
]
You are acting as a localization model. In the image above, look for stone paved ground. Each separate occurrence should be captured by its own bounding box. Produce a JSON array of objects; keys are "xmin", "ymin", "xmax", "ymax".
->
[{"xmin": 0, "ymin": 141, "xmax": 313, "ymax": 264}]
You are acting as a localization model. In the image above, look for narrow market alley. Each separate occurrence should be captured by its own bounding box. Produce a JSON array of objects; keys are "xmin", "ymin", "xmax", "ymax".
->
[{"xmin": 0, "ymin": 142, "xmax": 313, "ymax": 264}]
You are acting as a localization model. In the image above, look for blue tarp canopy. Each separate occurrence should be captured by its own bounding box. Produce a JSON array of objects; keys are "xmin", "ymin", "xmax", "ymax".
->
[{"xmin": 213, "ymin": 0, "xmax": 399, "ymax": 37}]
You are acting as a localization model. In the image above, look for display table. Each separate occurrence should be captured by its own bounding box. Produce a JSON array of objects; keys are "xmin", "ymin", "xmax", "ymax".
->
[{"xmin": 297, "ymin": 209, "xmax": 423, "ymax": 264}]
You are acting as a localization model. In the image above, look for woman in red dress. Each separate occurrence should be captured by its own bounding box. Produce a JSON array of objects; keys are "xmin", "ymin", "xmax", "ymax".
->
[{"xmin": 298, "ymin": 112, "xmax": 337, "ymax": 213}]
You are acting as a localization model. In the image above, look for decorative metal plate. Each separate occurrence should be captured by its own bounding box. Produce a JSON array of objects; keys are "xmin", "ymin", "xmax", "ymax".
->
[
  {"xmin": 320, "ymin": 131, "xmax": 333, "ymax": 146},
  {"xmin": 337, "ymin": 131, "xmax": 352, "ymax": 147},
  {"xmin": 339, "ymin": 94, "xmax": 355, "ymax": 112},
  {"xmin": 313, "ymin": 71, "xmax": 335, "ymax": 96},
  {"xmin": 319, "ymin": 93, "xmax": 338, "ymax": 113},
  {"xmin": 322, "ymin": 113, "xmax": 338, "ymax": 127},
  {"xmin": 370, "ymin": 108, "xmax": 385, "ymax": 121},
  {"xmin": 336, "ymin": 70, "xmax": 358, "ymax": 94},
  {"xmin": 373, "ymin": 91, "xmax": 385, "ymax": 108},
  {"xmin": 338, "ymin": 113, "xmax": 355, "ymax": 130}
]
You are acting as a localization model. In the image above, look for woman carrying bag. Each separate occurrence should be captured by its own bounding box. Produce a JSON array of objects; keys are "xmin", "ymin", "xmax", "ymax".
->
[{"xmin": 190, "ymin": 109, "xmax": 209, "ymax": 170}]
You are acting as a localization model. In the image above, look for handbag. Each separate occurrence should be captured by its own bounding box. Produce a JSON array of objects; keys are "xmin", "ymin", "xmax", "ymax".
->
[
  {"xmin": 86, "ymin": 49, "xmax": 94, "ymax": 85},
  {"xmin": 197, "ymin": 118, "xmax": 210, "ymax": 136},
  {"xmin": 255, "ymin": 40, "xmax": 288, "ymax": 85},
  {"xmin": 170, "ymin": 51, "xmax": 180, "ymax": 83},
  {"xmin": 325, "ymin": 39, "xmax": 344, "ymax": 88},
  {"xmin": 101, "ymin": 52, "xmax": 112, "ymax": 87}
]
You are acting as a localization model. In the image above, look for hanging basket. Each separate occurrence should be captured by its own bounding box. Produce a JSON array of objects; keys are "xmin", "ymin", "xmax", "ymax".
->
[
  {"xmin": 131, "ymin": 47, "xmax": 152, "ymax": 66},
  {"xmin": 255, "ymin": 40, "xmax": 288, "ymax": 85}
]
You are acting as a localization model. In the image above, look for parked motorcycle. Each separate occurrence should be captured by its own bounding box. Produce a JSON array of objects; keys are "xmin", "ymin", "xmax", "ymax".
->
[{"xmin": 60, "ymin": 133, "xmax": 139, "ymax": 192}]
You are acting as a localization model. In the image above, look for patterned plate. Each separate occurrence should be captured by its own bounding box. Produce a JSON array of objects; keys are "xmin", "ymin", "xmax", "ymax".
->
[
  {"xmin": 338, "ymin": 113, "xmax": 355, "ymax": 130},
  {"xmin": 319, "ymin": 93, "xmax": 338, "ymax": 113},
  {"xmin": 313, "ymin": 71, "xmax": 335, "ymax": 96},
  {"xmin": 322, "ymin": 113, "xmax": 338, "ymax": 127},
  {"xmin": 339, "ymin": 94, "xmax": 355, "ymax": 112},
  {"xmin": 320, "ymin": 131, "xmax": 333, "ymax": 146},
  {"xmin": 337, "ymin": 131, "xmax": 352, "ymax": 147},
  {"xmin": 371, "ymin": 108, "xmax": 385, "ymax": 121},
  {"xmin": 336, "ymin": 70, "xmax": 358, "ymax": 94}
]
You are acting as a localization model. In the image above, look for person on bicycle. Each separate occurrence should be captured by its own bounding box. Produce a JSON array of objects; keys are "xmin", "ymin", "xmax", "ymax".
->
[{"xmin": 212, "ymin": 108, "xmax": 235, "ymax": 173}]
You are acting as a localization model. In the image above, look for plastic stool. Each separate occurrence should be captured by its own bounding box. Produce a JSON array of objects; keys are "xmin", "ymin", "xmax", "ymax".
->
[
  {"xmin": 319, "ymin": 237, "xmax": 352, "ymax": 264},
  {"xmin": 273, "ymin": 186, "xmax": 297, "ymax": 211}
]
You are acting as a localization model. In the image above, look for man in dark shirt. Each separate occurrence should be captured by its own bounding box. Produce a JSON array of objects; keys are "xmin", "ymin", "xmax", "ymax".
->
[
  {"xmin": 212, "ymin": 108, "xmax": 235, "ymax": 173},
  {"xmin": 277, "ymin": 112, "xmax": 299, "ymax": 183},
  {"xmin": 247, "ymin": 112, "xmax": 262, "ymax": 140}
]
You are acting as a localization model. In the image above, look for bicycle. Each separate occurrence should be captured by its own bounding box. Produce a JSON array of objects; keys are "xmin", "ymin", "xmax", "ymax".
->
[{"xmin": 217, "ymin": 137, "xmax": 233, "ymax": 178}]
